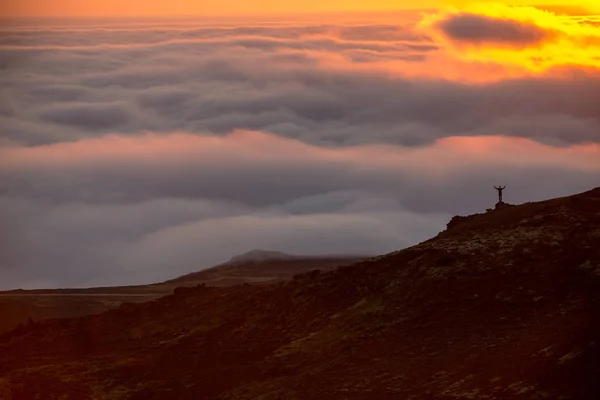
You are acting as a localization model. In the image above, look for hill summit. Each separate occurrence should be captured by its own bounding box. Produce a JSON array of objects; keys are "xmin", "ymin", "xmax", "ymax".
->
[
  {"xmin": 1, "ymin": 188, "xmax": 599, "ymax": 400},
  {"xmin": 228, "ymin": 249, "xmax": 298, "ymax": 263}
]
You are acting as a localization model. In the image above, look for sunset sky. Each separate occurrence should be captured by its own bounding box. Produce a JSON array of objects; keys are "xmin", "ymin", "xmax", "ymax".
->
[
  {"xmin": 3, "ymin": 0, "xmax": 600, "ymax": 16},
  {"xmin": 1, "ymin": 2, "xmax": 599, "ymax": 289}
]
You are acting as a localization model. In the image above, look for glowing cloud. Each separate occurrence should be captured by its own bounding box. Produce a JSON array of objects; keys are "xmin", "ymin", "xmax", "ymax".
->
[
  {"xmin": 422, "ymin": 3, "xmax": 600, "ymax": 71},
  {"xmin": 436, "ymin": 13, "xmax": 552, "ymax": 47}
]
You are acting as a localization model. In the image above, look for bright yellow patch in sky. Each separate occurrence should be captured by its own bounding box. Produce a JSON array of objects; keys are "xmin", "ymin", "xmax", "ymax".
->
[{"xmin": 422, "ymin": 3, "xmax": 600, "ymax": 72}]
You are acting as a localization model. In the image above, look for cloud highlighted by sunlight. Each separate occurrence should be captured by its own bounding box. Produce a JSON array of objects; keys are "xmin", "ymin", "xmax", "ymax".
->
[
  {"xmin": 436, "ymin": 13, "xmax": 552, "ymax": 47},
  {"xmin": 422, "ymin": 3, "xmax": 600, "ymax": 71}
]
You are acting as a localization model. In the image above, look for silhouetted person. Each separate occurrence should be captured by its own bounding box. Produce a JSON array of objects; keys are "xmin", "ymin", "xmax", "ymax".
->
[{"xmin": 494, "ymin": 185, "xmax": 506, "ymax": 203}]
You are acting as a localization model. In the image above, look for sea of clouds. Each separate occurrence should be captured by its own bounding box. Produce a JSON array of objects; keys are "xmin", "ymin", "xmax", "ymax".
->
[{"xmin": 1, "ymin": 12, "xmax": 599, "ymax": 289}]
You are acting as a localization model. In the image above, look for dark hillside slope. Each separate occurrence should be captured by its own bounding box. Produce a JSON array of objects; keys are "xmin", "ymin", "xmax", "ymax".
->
[
  {"xmin": 0, "ymin": 254, "xmax": 365, "ymax": 334},
  {"xmin": 1, "ymin": 188, "xmax": 599, "ymax": 400}
]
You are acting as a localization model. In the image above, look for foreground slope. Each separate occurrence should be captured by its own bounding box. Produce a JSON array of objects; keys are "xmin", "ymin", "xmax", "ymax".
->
[{"xmin": 1, "ymin": 188, "xmax": 599, "ymax": 400}]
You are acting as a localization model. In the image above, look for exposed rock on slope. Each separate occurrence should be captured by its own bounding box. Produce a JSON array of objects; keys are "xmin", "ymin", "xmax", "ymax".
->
[{"xmin": 1, "ymin": 188, "xmax": 599, "ymax": 400}]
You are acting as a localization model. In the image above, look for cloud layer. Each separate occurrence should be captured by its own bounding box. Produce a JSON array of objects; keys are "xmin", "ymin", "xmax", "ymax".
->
[
  {"xmin": 1, "ymin": 11, "xmax": 599, "ymax": 289},
  {"xmin": 2, "ymin": 131, "xmax": 599, "ymax": 289}
]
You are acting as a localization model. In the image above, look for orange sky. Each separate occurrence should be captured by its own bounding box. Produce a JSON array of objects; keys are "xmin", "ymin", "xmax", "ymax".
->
[{"xmin": 2, "ymin": 0, "xmax": 598, "ymax": 17}]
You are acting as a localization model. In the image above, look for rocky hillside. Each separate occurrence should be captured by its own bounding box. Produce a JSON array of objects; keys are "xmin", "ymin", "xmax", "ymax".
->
[{"xmin": 1, "ymin": 188, "xmax": 599, "ymax": 400}]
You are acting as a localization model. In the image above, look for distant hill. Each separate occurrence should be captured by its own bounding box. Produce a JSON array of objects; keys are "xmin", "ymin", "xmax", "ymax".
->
[
  {"xmin": 0, "ymin": 252, "xmax": 368, "ymax": 333},
  {"xmin": 228, "ymin": 249, "xmax": 297, "ymax": 263},
  {"xmin": 1, "ymin": 188, "xmax": 599, "ymax": 399},
  {"xmin": 166, "ymin": 250, "xmax": 368, "ymax": 287}
]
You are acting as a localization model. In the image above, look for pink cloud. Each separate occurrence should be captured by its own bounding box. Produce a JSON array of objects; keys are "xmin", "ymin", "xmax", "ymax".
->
[{"xmin": 3, "ymin": 130, "xmax": 599, "ymax": 176}]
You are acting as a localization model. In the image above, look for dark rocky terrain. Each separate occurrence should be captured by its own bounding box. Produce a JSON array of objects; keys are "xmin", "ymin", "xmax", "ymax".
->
[
  {"xmin": 0, "ymin": 293, "xmax": 162, "ymax": 335},
  {"xmin": 1, "ymin": 188, "xmax": 599, "ymax": 400}
]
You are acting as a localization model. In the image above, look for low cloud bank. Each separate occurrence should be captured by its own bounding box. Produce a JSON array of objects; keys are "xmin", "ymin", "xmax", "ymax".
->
[{"xmin": 1, "ymin": 131, "xmax": 599, "ymax": 289}]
